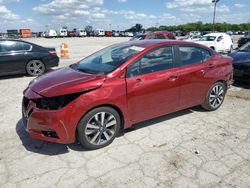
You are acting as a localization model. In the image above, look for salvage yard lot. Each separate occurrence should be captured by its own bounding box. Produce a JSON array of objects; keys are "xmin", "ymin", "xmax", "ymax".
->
[{"xmin": 0, "ymin": 37, "xmax": 250, "ymax": 187}]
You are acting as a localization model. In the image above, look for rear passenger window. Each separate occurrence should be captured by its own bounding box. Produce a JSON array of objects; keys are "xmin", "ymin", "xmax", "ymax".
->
[
  {"xmin": 147, "ymin": 35, "xmax": 157, "ymax": 39},
  {"xmin": 179, "ymin": 46, "xmax": 211, "ymax": 67},
  {"xmin": 127, "ymin": 46, "xmax": 173, "ymax": 77},
  {"xmin": 0, "ymin": 41, "xmax": 31, "ymax": 52},
  {"xmin": 167, "ymin": 33, "xmax": 175, "ymax": 39},
  {"xmin": 155, "ymin": 34, "xmax": 165, "ymax": 39}
]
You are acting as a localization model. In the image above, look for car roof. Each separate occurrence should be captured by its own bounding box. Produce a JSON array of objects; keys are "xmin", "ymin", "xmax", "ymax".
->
[
  {"xmin": 205, "ymin": 33, "xmax": 229, "ymax": 36},
  {"xmin": 124, "ymin": 39, "xmax": 207, "ymax": 48},
  {"xmin": 0, "ymin": 39, "xmax": 24, "ymax": 42}
]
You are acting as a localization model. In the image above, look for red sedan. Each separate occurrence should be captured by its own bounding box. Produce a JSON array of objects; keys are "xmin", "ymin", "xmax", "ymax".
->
[{"xmin": 22, "ymin": 40, "xmax": 233, "ymax": 149}]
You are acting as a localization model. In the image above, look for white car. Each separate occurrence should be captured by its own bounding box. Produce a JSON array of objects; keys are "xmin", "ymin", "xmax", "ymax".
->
[
  {"xmin": 125, "ymin": 32, "xmax": 134, "ymax": 37},
  {"xmin": 45, "ymin": 29, "xmax": 57, "ymax": 38},
  {"xmin": 94, "ymin": 29, "xmax": 105, "ymax": 37},
  {"xmin": 76, "ymin": 29, "xmax": 87, "ymax": 37},
  {"xmin": 57, "ymin": 29, "xmax": 67, "ymax": 37},
  {"xmin": 195, "ymin": 33, "xmax": 233, "ymax": 53}
]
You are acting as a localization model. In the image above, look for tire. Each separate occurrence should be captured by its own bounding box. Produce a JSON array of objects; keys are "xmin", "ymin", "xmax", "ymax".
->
[
  {"xmin": 202, "ymin": 82, "xmax": 226, "ymax": 111},
  {"xmin": 210, "ymin": 46, "xmax": 215, "ymax": 50},
  {"xmin": 77, "ymin": 107, "xmax": 121, "ymax": 150},
  {"xmin": 26, "ymin": 60, "xmax": 46, "ymax": 76}
]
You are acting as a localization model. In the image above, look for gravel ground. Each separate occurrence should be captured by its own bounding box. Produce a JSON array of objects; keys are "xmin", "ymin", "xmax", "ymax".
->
[{"xmin": 0, "ymin": 36, "xmax": 250, "ymax": 188}]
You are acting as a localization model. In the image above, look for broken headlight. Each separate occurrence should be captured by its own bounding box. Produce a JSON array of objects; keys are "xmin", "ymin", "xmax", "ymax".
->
[{"xmin": 34, "ymin": 92, "xmax": 83, "ymax": 110}]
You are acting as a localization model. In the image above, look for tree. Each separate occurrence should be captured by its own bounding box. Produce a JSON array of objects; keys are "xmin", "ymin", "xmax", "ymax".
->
[
  {"xmin": 85, "ymin": 25, "xmax": 93, "ymax": 32},
  {"xmin": 125, "ymin": 23, "xmax": 144, "ymax": 32}
]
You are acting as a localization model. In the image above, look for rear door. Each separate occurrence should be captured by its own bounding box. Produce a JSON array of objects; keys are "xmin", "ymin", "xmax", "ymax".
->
[
  {"xmin": 176, "ymin": 45, "xmax": 214, "ymax": 109},
  {"xmin": 0, "ymin": 41, "xmax": 32, "ymax": 75},
  {"xmin": 126, "ymin": 45, "xmax": 180, "ymax": 123}
]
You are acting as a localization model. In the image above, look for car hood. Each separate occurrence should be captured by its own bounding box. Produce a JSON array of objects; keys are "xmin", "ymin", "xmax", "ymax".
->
[
  {"xmin": 29, "ymin": 67, "xmax": 106, "ymax": 97},
  {"xmin": 229, "ymin": 51, "xmax": 250, "ymax": 64}
]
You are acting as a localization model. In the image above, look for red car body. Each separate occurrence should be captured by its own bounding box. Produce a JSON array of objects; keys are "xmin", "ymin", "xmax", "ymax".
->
[
  {"xmin": 22, "ymin": 40, "xmax": 233, "ymax": 145},
  {"xmin": 105, "ymin": 31, "xmax": 113, "ymax": 37}
]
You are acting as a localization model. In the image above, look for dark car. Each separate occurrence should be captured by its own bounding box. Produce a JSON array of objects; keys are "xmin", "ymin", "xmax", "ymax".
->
[
  {"xmin": 237, "ymin": 36, "xmax": 250, "ymax": 48},
  {"xmin": 67, "ymin": 31, "xmax": 76, "ymax": 37},
  {"xmin": 0, "ymin": 39, "xmax": 59, "ymax": 76},
  {"xmin": 22, "ymin": 40, "xmax": 233, "ymax": 150},
  {"xmin": 130, "ymin": 31, "xmax": 176, "ymax": 41},
  {"xmin": 229, "ymin": 41, "xmax": 250, "ymax": 80}
]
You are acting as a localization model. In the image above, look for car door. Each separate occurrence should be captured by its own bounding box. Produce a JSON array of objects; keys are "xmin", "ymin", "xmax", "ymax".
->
[
  {"xmin": 176, "ymin": 45, "xmax": 213, "ymax": 109},
  {"xmin": 126, "ymin": 45, "xmax": 180, "ymax": 123},
  {"xmin": 0, "ymin": 41, "xmax": 31, "ymax": 75}
]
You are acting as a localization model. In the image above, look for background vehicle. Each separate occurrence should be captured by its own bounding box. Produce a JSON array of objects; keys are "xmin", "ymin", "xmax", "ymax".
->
[
  {"xmin": 67, "ymin": 31, "xmax": 76, "ymax": 37},
  {"xmin": 45, "ymin": 30, "xmax": 57, "ymax": 38},
  {"xmin": 112, "ymin": 31, "xmax": 119, "ymax": 37},
  {"xmin": 19, "ymin": 29, "xmax": 31, "ymax": 38},
  {"xmin": 105, "ymin": 31, "xmax": 112, "ymax": 37},
  {"xmin": 130, "ymin": 31, "xmax": 176, "ymax": 41},
  {"xmin": 94, "ymin": 29, "xmax": 105, "ymax": 37},
  {"xmin": 237, "ymin": 36, "xmax": 250, "ymax": 48},
  {"xmin": 22, "ymin": 40, "xmax": 233, "ymax": 150},
  {"xmin": 195, "ymin": 33, "xmax": 233, "ymax": 53},
  {"xmin": 7, "ymin": 30, "xmax": 20, "ymax": 38},
  {"xmin": 57, "ymin": 29, "xmax": 67, "ymax": 37},
  {"xmin": 184, "ymin": 35, "xmax": 202, "ymax": 41},
  {"xmin": 0, "ymin": 39, "xmax": 59, "ymax": 76},
  {"xmin": 76, "ymin": 29, "xmax": 87, "ymax": 37},
  {"xmin": 126, "ymin": 32, "xmax": 134, "ymax": 37},
  {"xmin": 229, "ymin": 41, "xmax": 250, "ymax": 80}
]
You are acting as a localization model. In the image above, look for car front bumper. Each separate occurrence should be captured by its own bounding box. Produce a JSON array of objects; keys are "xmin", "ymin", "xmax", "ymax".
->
[{"xmin": 22, "ymin": 88, "xmax": 81, "ymax": 144}]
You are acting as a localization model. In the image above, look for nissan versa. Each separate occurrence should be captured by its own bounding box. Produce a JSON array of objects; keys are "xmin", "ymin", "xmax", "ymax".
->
[{"xmin": 22, "ymin": 40, "xmax": 233, "ymax": 149}]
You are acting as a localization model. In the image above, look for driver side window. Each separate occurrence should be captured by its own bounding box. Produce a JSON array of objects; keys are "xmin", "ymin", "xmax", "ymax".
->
[{"xmin": 126, "ymin": 46, "xmax": 173, "ymax": 78}]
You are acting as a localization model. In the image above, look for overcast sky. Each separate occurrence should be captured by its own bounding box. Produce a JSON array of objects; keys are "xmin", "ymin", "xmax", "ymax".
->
[{"xmin": 0, "ymin": 0, "xmax": 249, "ymax": 32}]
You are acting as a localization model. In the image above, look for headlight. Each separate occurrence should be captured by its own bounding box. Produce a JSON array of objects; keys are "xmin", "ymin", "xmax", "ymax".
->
[{"xmin": 34, "ymin": 92, "xmax": 83, "ymax": 110}]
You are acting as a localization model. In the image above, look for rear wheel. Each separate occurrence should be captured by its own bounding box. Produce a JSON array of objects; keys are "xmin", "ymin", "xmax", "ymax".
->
[
  {"xmin": 202, "ymin": 82, "xmax": 226, "ymax": 111},
  {"xmin": 77, "ymin": 107, "xmax": 121, "ymax": 150},
  {"xmin": 26, "ymin": 60, "xmax": 45, "ymax": 76}
]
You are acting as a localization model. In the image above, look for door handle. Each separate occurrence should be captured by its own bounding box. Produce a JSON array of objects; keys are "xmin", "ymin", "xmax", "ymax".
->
[
  {"xmin": 136, "ymin": 78, "xmax": 142, "ymax": 83},
  {"xmin": 167, "ymin": 75, "xmax": 178, "ymax": 81}
]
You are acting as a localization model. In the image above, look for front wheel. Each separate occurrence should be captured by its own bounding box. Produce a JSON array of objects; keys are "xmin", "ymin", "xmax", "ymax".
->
[
  {"xmin": 26, "ymin": 60, "xmax": 45, "ymax": 76},
  {"xmin": 202, "ymin": 82, "xmax": 226, "ymax": 111},
  {"xmin": 77, "ymin": 107, "xmax": 121, "ymax": 150}
]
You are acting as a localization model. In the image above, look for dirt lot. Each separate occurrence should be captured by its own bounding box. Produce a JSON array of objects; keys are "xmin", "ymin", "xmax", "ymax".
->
[{"xmin": 0, "ymin": 37, "xmax": 250, "ymax": 188}]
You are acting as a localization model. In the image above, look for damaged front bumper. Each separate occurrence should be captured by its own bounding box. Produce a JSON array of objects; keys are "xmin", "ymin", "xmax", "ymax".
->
[{"xmin": 22, "ymin": 88, "xmax": 81, "ymax": 144}]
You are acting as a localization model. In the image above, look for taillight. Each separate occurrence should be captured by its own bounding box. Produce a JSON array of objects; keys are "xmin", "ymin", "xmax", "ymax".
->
[{"xmin": 49, "ymin": 51, "xmax": 57, "ymax": 56}]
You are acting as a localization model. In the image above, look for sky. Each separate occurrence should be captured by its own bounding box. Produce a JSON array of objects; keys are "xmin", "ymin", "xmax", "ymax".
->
[{"xmin": 0, "ymin": 0, "xmax": 249, "ymax": 32}]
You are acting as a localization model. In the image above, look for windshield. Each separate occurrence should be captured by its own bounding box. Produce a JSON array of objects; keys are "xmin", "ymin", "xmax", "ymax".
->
[
  {"xmin": 70, "ymin": 44, "xmax": 145, "ymax": 74},
  {"xmin": 199, "ymin": 36, "xmax": 216, "ymax": 41},
  {"xmin": 239, "ymin": 41, "xmax": 250, "ymax": 52}
]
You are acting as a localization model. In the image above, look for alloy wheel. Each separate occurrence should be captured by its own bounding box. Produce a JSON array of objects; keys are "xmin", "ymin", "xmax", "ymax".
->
[
  {"xmin": 27, "ymin": 60, "xmax": 45, "ymax": 76},
  {"xmin": 209, "ymin": 84, "xmax": 224, "ymax": 108},
  {"xmin": 85, "ymin": 112, "xmax": 117, "ymax": 145}
]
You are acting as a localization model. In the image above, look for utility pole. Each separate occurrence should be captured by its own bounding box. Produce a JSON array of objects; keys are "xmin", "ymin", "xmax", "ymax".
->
[{"xmin": 212, "ymin": 0, "xmax": 219, "ymax": 32}]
